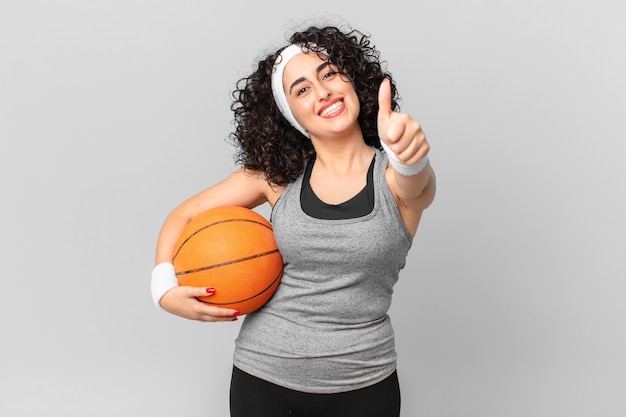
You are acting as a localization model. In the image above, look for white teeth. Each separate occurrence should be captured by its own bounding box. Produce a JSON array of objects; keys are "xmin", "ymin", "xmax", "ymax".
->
[{"xmin": 320, "ymin": 101, "xmax": 343, "ymax": 117}]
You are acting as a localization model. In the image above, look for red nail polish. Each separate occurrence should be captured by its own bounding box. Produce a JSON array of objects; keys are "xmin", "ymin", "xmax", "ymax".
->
[{"xmin": 206, "ymin": 288, "xmax": 215, "ymax": 294}]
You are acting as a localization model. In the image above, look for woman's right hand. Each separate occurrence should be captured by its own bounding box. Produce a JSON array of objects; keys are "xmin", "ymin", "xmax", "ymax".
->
[{"xmin": 159, "ymin": 286, "xmax": 240, "ymax": 322}]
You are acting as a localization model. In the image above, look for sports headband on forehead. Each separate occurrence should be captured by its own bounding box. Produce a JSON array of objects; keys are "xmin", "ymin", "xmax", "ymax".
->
[{"xmin": 271, "ymin": 43, "xmax": 327, "ymax": 138}]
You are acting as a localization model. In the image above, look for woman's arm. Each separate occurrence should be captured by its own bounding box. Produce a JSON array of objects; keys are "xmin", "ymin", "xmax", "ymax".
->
[
  {"xmin": 386, "ymin": 164, "xmax": 436, "ymax": 236},
  {"xmin": 154, "ymin": 168, "xmax": 282, "ymax": 321},
  {"xmin": 377, "ymin": 79, "xmax": 436, "ymax": 235},
  {"xmin": 155, "ymin": 169, "xmax": 275, "ymax": 264}
]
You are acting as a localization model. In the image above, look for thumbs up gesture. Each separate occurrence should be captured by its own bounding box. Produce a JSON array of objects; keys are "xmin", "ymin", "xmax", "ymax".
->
[{"xmin": 377, "ymin": 78, "xmax": 429, "ymax": 168}]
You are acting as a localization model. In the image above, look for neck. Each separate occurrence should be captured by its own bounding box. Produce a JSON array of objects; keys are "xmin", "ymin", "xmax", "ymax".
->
[{"xmin": 311, "ymin": 141, "xmax": 374, "ymax": 175}]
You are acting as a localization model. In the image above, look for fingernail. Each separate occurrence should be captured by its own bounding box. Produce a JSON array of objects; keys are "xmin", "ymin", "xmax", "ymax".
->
[
  {"xmin": 233, "ymin": 311, "xmax": 240, "ymax": 316},
  {"xmin": 206, "ymin": 288, "xmax": 215, "ymax": 294},
  {"xmin": 231, "ymin": 317, "xmax": 239, "ymax": 321}
]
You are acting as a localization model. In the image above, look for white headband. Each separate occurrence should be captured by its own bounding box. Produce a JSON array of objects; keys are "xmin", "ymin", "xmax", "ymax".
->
[{"xmin": 271, "ymin": 44, "xmax": 324, "ymax": 138}]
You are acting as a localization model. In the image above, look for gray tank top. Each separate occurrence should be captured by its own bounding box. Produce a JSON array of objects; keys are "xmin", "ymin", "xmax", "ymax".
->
[{"xmin": 233, "ymin": 148, "xmax": 413, "ymax": 393}]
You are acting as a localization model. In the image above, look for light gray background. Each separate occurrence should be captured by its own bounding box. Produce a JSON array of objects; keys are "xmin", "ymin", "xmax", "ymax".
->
[{"xmin": 1, "ymin": 1, "xmax": 624, "ymax": 416}]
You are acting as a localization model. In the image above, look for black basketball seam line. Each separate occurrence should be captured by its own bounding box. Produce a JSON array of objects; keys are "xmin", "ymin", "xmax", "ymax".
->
[
  {"xmin": 197, "ymin": 264, "xmax": 284, "ymax": 306},
  {"xmin": 172, "ymin": 218, "xmax": 273, "ymax": 261},
  {"xmin": 175, "ymin": 249, "xmax": 281, "ymax": 276}
]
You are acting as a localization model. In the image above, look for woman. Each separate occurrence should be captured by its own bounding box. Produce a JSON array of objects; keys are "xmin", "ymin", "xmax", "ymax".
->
[{"xmin": 151, "ymin": 24, "xmax": 436, "ymax": 417}]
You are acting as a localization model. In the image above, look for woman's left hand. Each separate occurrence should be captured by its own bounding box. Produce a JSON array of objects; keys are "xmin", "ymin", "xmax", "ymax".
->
[{"xmin": 377, "ymin": 78, "xmax": 429, "ymax": 165}]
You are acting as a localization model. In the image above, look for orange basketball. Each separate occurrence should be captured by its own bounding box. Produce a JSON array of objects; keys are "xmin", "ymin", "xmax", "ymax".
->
[{"xmin": 172, "ymin": 205, "xmax": 283, "ymax": 315}]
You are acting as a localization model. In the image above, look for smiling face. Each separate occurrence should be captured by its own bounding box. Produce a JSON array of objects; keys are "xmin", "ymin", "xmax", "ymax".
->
[{"xmin": 282, "ymin": 51, "xmax": 361, "ymax": 139}]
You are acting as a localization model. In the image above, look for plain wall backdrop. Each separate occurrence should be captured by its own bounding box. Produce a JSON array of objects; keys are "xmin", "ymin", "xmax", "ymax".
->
[{"xmin": 1, "ymin": 1, "xmax": 624, "ymax": 416}]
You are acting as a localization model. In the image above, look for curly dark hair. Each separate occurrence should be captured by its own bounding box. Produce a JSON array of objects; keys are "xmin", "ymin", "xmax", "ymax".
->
[{"xmin": 228, "ymin": 25, "xmax": 400, "ymax": 186}]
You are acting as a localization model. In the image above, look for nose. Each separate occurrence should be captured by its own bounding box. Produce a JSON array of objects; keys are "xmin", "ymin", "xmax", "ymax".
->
[{"xmin": 316, "ymin": 83, "xmax": 332, "ymax": 101}]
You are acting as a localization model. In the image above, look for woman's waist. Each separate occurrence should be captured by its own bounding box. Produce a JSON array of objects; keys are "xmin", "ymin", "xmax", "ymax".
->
[
  {"xmin": 233, "ymin": 311, "xmax": 397, "ymax": 393},
  {"xmin": 235, "ymin": 309, "xmax": 395, "ymax": 357}
]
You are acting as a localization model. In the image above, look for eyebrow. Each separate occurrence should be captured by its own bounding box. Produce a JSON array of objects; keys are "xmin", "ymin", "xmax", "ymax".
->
[{"xmin": 288, "ymin": 62, "xmax": 332, "ymax": 95}]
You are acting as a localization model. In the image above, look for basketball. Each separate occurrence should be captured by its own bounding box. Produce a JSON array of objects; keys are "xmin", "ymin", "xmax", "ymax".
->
[{"xmin": 172, "ymin": 205, "xmax": 283, "ymax": 315}]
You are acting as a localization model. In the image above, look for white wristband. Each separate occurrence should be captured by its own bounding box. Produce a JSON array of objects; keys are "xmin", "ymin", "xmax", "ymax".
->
[
  {"xmin": 380, "ymin": 141, "xmax": 429, "ymax": 176},
  {"xmin": 151, "ymin": 263, "xmax": 179, "ymax": 310}
]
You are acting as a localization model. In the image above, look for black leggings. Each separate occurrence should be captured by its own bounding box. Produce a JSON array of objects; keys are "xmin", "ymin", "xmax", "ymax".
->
[{"xmin": 229, "ymin": 366, "xmax": 401, "ymax": 417}]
